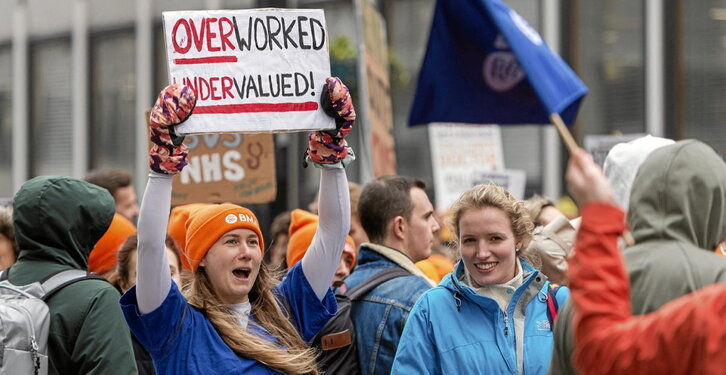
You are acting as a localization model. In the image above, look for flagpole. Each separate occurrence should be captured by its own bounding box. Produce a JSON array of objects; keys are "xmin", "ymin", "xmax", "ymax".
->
[{"xmin": 549, "ymin": 113, "xmax": 578, "ymax": 154}]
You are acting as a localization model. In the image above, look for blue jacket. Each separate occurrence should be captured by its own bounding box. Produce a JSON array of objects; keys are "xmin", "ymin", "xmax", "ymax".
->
[
  {"xmin": 391, "ymin": 260, "xmax": 569, "ymax": 375},
  {"xmin": 121, "ymin": 263, "xmax": 336, "ymax": 375},
  {"xmin": 342, "ymin": 243, "xmax": 433, "ymax": 375}
]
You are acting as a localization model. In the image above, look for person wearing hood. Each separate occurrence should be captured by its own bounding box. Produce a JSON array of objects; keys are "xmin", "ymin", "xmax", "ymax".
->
[
  {"xmin": 391, "ymin": 183, "xmax": 569, "ymax": 375},
  {"xmin": 5, "ymin": 176, "xmax": 137, "ymax": 374},
  {"xmin": 549, "ymin": 139, "xmax": 726, "ymax": 375},
  {"xmin": 566, "ymin": 147, "xmax": 726, "ymax": 375}
]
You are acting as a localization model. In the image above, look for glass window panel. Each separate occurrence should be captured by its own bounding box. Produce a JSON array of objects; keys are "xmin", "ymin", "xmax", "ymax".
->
[
  {"xmin": 90, "ymin": 31, "xmax": 136, "ymax": 170},
  {"xmin": 573, "ymin": 0, "xmax": 645, "ymax": 137},
  {"xmin": 0, "ymin": 47, "xmax": 11, "ymax": 197},
  {"xmin": 31, "ymin": 39, "xmax": 73, "ymax": 177},
  {"xmin": 682, "ymin": 1, "xmax": 726, "ymax": 156}
]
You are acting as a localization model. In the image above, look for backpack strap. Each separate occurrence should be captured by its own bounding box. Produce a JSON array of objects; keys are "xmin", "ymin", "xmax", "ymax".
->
[
  {"xmin": 545, "ymin": 283, "xmax": 563, "ymax": 331},
  {"xmin": 346, "ymin": 267, "xmax": 412, "ymax": 301},
  {"xmin": 40, "ymin": 269, "xmax": 107, "ymax": 301}
]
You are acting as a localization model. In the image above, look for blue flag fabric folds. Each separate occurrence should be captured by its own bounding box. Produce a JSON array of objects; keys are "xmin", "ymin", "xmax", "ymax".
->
[{"xmin": 409, "ymin": 0, "xmax": 588, "ymax": 126}]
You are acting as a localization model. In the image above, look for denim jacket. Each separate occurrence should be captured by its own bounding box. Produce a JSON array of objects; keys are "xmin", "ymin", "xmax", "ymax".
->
[{"xmin": 341, "ymin": 243, "xmax": 434, "ymax": 375}]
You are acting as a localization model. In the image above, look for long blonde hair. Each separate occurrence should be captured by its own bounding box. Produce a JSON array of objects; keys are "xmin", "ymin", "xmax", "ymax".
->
[
  {"xmin": 185, "ymin": 264, "xmax": 320, "ymax": 375},
  {"xmin": 447, "ymin": 183, "xmax": 540, "ymax": 269}
]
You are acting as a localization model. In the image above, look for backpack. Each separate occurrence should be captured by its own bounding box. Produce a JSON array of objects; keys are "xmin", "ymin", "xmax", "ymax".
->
[
  {"xmin": 0, "ymin": 269, "xmax": 106, "ymax": 375},
  {"xmin": 312, "ymin": 267, "xmax": 411, "ymax": 375},
  {"xmin": 545, "ymin": 283, "xmax": 564, "ymax": 330}
]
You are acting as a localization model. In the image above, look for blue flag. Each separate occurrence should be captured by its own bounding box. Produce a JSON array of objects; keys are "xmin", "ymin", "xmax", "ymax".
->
[{"xmin": 409, "ymin": 0, "xmax": 588, "ymax": 126}]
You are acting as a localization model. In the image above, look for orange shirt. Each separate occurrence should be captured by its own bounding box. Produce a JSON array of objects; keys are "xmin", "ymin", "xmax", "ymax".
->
[{"xmin": 570, "ymin": 203, "xmax": 726, "ymax": 375}]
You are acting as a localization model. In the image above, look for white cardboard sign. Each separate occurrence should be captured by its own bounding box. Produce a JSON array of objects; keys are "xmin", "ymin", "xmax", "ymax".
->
[
  {"xmin": 428, "ymin": 123, "xmax": 505, "ymax": 211},
  {"xmin": 162, "ymin": 9, "xmax": 334, "ymax": 134}
]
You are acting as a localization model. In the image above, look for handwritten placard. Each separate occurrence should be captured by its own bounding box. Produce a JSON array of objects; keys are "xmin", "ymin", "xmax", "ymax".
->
[
  {"xmin": 428, "ymin": 123, "xmax": 505, "ymax": 211},
  {"xmin": 162, "ymin": 9, "xmax": 334, "ymax": 134},
  {"xmin": 171, "ymin": 133, "xmax": 276, "ymax": 205}
]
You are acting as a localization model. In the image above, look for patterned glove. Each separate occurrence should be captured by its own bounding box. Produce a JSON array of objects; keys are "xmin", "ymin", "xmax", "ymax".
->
[
  {"xmin": 305, "ymin": 77, "xmax": 356, "ymax": 168},
  {"xmin": 148, "ymin": 84, "xmax": 196, "ymax": 174}
]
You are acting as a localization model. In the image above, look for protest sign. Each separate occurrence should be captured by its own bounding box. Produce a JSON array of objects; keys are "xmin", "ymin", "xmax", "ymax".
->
[
  {"xmin": 170, "ymin": 133, "xmax": 276, "ymax": 205},
  {"xmin": 584, "ymin": 133, "xmax": 645, "ymax": 168},
  {"xmin": 355, "ymin": 0, "xmax": 396, "ymax": 177},
  {"xmin": 471, "ymin": 169, "xmax": 526, "ymax": 200},
  {"xmin": 428, "ymin": 123, "xmax": 505, "ymax": 211},
  {"xmin": 162, "ymin": 9, "xmax": 334, "ymax": 135}
]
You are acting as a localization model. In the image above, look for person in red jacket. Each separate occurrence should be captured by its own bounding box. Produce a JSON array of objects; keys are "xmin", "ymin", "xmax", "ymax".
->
[{"xmin": 565, "ymin": 148, "xmax": 726, "ymax": 375}]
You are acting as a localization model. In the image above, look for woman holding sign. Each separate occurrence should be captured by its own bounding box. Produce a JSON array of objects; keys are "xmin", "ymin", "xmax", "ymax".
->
[{"xmin": 120, "ymin": 78, "xmax": 355, "ymax": 375}]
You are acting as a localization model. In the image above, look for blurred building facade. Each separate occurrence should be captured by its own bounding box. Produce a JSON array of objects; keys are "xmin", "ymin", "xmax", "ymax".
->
[{"xmin": 0, "ymin": 0, "xmax": 724, "ymax": 218}]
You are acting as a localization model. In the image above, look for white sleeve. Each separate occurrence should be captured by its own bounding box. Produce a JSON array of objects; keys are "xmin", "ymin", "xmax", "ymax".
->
[
  {"xmin": 301, "ymin": 168, "xmax": 350, "ymax": 301},
  {"xmin": 136, "ymin": 172, "xmax": 173, "ymax": 314}
]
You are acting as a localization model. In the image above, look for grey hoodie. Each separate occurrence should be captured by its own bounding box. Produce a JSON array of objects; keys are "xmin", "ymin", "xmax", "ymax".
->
[{"xmin": 549, "ymin": 140, "xmax": 726, "ymax": 375}]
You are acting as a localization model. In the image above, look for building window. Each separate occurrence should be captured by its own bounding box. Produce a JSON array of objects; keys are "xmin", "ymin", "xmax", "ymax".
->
[
  {"xmin": 90, "ymin": 31, "xmax": 136, "ymax": 170},
  {"xmin": 0, "ymin": 47, "xmax": 11, "ymax": 197},
  {"xmin": 680, "ymin": 1, "xmax": 726, "ymax": 156},
  {"xmin": 31, "ymin": 39, "xmax": 73, "ymax": 177},
  {"xmin": 569, "ymin": 0, "xmax": 645, "ymax": 137}
]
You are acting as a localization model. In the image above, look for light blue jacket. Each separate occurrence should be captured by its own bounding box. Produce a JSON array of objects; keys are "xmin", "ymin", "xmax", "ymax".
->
[{"xmin": 391, "ymin": 260, "xmax": 569, "ymax": 375}]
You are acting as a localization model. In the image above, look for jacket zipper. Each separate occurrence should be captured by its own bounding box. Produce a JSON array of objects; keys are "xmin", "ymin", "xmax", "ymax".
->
[{"xmin": 502, "ymin": 310, "xmax": 509, "ymax": 336}]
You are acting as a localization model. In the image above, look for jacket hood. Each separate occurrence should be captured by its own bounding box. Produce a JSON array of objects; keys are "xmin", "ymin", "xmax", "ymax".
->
[
  {"xmin": 628, "ymin": 140, "xmax": 726, "ymax": 251},
  {"xmin": 603, "ymin": 135, "xmax": 674, "ymax": 210},
  {"xmin": 13, "ymin": 176, "xmax": 115, "ymax": 269}
]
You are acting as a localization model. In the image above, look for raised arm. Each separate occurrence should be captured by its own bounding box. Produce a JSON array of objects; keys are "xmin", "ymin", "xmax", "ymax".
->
[
  {"xmin": 136, "ymin": 84, "xmax": 195, "ymax": 314},
  {"xmin": 301, "ymin": 168, "xmax": 350, "ymax": 300},
  {"xmin": 566, "ymin": 149, "xmax": 726, "ymax": 375},
  {"xmin": 300, "ymin": 77, "xmax": 356, "ymax": 300}
]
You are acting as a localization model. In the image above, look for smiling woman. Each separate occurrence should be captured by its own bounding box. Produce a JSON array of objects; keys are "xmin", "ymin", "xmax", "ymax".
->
[
  {"xmin": 392, "ymin": 183, "xmax": 570, "ymax": 375},
  {"xmin": 119, "ymin": 79, "xmax": 355, "ymax": 375}
]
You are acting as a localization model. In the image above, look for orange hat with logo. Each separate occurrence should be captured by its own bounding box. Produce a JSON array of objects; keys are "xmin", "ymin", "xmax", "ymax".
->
[
  {"xmin": 286, "ymin": 209, "xmax": 356, "ymax": 269},
  {"xmin": 185, "ymin": 203, "xmax": 264, "ymax": 272},
  {"xmin": 167, "ymin": 203, "xmax": 211, "ymax": 270},
  {"xmin": 415, "ymin": 254, "xmax": 455, "ymax": 283},
  {"xmin": 90, "ymin": 213, "xmax": 137, "ymax": 274}
]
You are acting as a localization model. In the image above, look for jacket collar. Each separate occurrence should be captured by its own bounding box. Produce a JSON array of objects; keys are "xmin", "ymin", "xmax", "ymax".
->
[
  {"xmin": 442, "ymin": 259, "xmax": 546, "ymax": 313},
  {"xmin": 358, "ymin": 243, "xmax": 437, "ymax": 287}
]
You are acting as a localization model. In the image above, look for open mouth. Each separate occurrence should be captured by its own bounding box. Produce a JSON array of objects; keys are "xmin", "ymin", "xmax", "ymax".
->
[{"xmin": 232, "ymin": 267, "xmax": 251, "ymax": 279}]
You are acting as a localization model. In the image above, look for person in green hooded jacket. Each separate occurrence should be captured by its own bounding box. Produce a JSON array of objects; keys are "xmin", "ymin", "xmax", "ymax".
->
[
  {"xmin": 5, "ymin": 176, "xmax": 137, "ymax": 375},
  {"xmin": 549, "ymin": 139, "xmax": 726, "ymax": 375}
]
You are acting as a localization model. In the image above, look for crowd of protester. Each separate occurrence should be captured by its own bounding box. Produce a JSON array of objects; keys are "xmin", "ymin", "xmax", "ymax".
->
[{"xmin": 1, "ymin": 79, "xmax": 724, "ymax": 375}]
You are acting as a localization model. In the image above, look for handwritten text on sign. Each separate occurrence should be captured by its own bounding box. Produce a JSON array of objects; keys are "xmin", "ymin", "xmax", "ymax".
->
[
  {"xmin": 171, "ymin": 133, "xmax": 276, "ymax": 206},
  {"xmin": 162, "ymin": 9, "xmax": 334, "ymax": 135}
]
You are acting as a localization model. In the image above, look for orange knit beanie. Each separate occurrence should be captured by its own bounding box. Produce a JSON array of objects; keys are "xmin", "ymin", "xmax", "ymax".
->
[
  {"xmin": 167, "ymin": 203, "xmax": 211, "ymax": 270},
  {"xmin": 286, "ymin": 209, "xmax": 356, "ymax": 269},
  {"xmin": 185, "ymin": 204, "xmax": 264, "ymax": 272},
  {"xmin": 415, "ymin": 254, "xmax": 455, "ymax": 283},
  {"xmin": 90, "ymin": 213, "xmax": 137, "ymax": 274}
]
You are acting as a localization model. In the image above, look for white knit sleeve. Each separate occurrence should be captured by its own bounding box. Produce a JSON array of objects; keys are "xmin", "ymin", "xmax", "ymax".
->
[
  {"xmin": 135, "ymin": 172, "xmax": 173, "ymax": 314},
  {"xmin": 301, "ymin": 168, "xmax": 350, "ymax": 301}
]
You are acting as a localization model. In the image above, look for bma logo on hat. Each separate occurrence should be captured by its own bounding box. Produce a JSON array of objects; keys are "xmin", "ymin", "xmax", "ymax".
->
[
  {"xmin": 225, "ymin": 214, "xmax": 238, "ymax": 224},
  {"xmin": 238, "ymin": 213, "xmax": 256, "ymax": 224}
]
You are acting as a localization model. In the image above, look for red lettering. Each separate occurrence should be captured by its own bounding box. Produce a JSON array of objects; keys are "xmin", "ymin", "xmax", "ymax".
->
[
  {"xmin": 206, "ymin": 18, "xmax": 220, "ymax": 52},
  {"xmin": 222, "ymin": 76, "xmax": 234, "ymax": 99},
  {"xmin": 172, "ymin": 19, "xmax": 191, "ymax": 54},
  {"xmin": 182, "ymin": 76, "xmax": 234, "ymax": 101},
  {"xmin": 210, "ymin": 77, "xmax": 221, "ymax": 100},
  {"xmin": 219, "ymin": 17, "xmax": 235, "ymax": 51},
  {"xmin": 190, "ymin": 18, "xmax": 207, "ymax": 52}
]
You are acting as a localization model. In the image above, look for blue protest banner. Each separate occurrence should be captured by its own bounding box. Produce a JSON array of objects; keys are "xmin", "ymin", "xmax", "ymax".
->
[{"xmin": 409, "ymin": 0, "xmax": 588, "ymax": 127}]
